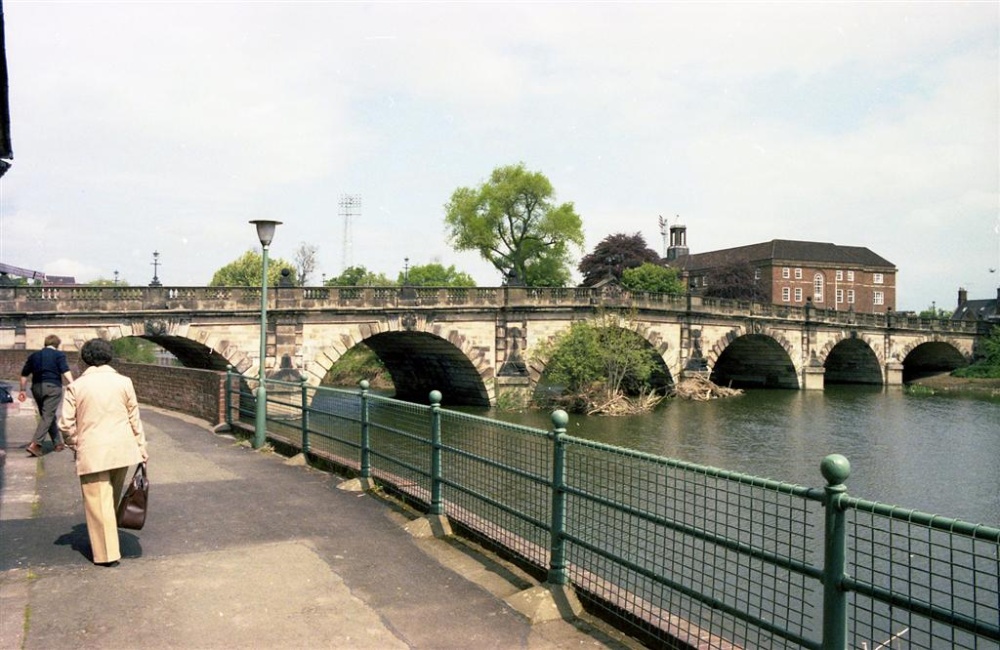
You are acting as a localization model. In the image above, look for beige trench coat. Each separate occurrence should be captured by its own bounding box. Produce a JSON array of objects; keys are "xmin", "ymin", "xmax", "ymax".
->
[{"xmin": 59, "ymin": 365, "xmax": 147, "ymax": 475}]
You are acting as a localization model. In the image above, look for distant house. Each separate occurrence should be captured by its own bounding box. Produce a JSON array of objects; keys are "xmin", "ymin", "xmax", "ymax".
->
[
  {"xmin": 667, "ymin": 225, "xmax": 897, "ymax": 314},
  {"xmin": 952, "ymin": 287, "xmax": 999, "ymax": 324}
]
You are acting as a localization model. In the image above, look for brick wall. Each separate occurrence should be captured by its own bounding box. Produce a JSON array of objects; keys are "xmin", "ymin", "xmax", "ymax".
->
[{"xmin": 1, "ymin": 350, "xmax": 228, "ymax": 425}]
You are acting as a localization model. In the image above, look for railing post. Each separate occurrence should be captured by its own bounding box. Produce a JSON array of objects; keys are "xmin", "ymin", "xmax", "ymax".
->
[
  {"xmin": 359, "ymin": 380, "xmax": 371, "ymax": 481},
  {"xmin": 224, "ymin": 366, "xmax": 233, "ymax": 428},
  {"xmin": 548, "ymin": 409, "xmax": 569, "ymax": 585},
  {"xmin": 300, "ymin": 378, "xmax": 310, "ymax": 454},
  {"xmin": 821, "ymin": 454, "xmax": 851, "ymax": 650},
  {"xmin": 429, "ymin": 390, "xmax": 444, "ymax": 516}
]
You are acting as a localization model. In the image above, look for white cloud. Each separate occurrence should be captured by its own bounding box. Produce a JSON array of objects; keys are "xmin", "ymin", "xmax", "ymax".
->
[{"xmin": 0, "ymin": 2, "xmax": 996, "ymax": 308}]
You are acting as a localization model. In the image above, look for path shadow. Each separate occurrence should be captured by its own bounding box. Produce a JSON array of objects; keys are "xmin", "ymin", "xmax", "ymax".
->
[{"xmin": 54, "ymin": 523, "xmax": 143, "ymax": 562}]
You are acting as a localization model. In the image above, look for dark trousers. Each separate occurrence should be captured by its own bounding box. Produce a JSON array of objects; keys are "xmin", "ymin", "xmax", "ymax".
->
[{"xmin": 30, "ymin": 382, "xmax": 63, "ymax": 446}]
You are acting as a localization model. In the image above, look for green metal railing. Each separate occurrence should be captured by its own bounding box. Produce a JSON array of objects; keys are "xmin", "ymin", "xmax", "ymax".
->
[{"xmin": 227, "ymin": 371, "xmax": 1000, "ymax": 650}]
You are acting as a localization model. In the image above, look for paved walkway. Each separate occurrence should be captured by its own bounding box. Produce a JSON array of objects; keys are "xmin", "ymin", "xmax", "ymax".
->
[{"xmin": 0, "ymin": 398, "xmax": 635, "ymax": 649}]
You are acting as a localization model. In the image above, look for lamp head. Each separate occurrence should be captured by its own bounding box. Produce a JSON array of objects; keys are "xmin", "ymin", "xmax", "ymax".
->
[{"xmin": 250, "ymin": 220, "xmax": 282, "ymax": 247}]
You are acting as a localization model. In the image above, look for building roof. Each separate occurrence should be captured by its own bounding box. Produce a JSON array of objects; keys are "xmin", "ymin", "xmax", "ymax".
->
[
  {"xmin": 952, "ymin": 288, "xmax": 1000, "ymax": 322},
  {"xmin": 671, "ymin": 239, "xmax": 896, "ymax": 272}
]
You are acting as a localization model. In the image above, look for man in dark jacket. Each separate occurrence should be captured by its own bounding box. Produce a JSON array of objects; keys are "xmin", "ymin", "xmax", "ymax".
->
[{"xmin": 19, "ymin": 334, "xmax": 74, "ymax": 456}]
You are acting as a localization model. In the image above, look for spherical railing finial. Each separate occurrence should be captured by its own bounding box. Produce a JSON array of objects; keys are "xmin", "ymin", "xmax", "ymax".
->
[
  {"xmin": 359, "ymin": 379, "xmax": 370, "ymax": 390},
  {"xmin": 820, "ymin": 454, "xmax": 851, "ymax": 486},
  {"xmin": 429, "ymin": 390, "xmax": 442, "ymax": 406},
  {"xmin": 551, "ymin": 409, "xmax": 569, "ymax": 430}
]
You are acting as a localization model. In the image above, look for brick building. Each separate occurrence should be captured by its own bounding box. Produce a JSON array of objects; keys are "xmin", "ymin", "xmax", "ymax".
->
[{"xmin": 667, "ymin": 226, "xmax": 897, "ymax": 314}]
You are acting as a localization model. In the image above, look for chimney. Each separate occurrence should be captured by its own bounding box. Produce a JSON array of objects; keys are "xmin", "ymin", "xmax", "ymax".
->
[{"xmin": 957, "ymin": 287, "xmax": 967, "ymax": 308}]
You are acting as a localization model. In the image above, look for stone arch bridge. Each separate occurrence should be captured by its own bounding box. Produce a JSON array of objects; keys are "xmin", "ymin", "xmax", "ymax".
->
[{"xmin": 0, "ymin": 285, "xmax": 984, "ymax": 407}]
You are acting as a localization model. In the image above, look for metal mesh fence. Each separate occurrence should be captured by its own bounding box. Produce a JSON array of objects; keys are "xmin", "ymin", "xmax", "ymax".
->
[
  {"xmin": 438, "ymin": 410, "xmax": 553, "ymax": 567},
  {"xmin": 847, "ymin": 504, "xmax": 1000, "ymax": 650},
  {"xmin": 367, "ymin": 395, "xmax": 433, "ymax": 501},
  {"xmin": 227, "ymin": 377, "xmax": 999, "ymax": 649},
  {"xmin": 562, "ymin": 438, "xmax": 821, "ymax": 649}
]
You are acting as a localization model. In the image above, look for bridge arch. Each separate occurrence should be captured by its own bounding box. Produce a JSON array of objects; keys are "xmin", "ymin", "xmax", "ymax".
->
[
  {"xmin": 308, "ymin": 315, "xmax": 495, "ymax": 407},
  {"xmin": 708, "ymin": 330, "xmax": 799, "ymax": 389},
  {"xmin": 818, "ymin": 334, "xmax": 884, "ymax": 385},
  {"xmin": 898, "ymin": 337, "xmax": 970, "ymax": 382}
]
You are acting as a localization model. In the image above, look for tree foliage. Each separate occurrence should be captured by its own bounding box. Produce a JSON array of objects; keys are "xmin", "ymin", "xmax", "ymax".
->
[
  {"xmin": 953, "ymin": 325, "xmax": 1000, "ymax": 378},
  {"xmin": 294, "ymin": 242, "xmax": 319, "ymax": 286},
  {"xmin": 399, "ymin": 263, "xmax": 476, "ymax": 287},
  {"xmin": 325, "ymin": 265, "xmax": 396, "ymax": 287},
  {"xmin": 535, "ymin": 311, "xmax": 666, "ymax": 414},
  {"xmin": 702, "ymin": 262, "xmax": 767, "ymax": 301},
  {"xmin": 620, "ymin": 263, "xmax": 685, "ymax": 295},
  {"xmin": 209, "ymin": 249, "xmax": 297, "ymax": 287},
  {"xmin": 111, "ymin": 337, "xmax": 158, "ymax": 364},
  {"xmin": 444, "ymin": 162, "xmax": 584, "ymax": 287},
  {"xmin": 578, "ymin": 233, "xmax": 661, "ymax": 286},
  {"xmin": 87, "ymin": 278, "xmax": 130, "ymax": 287}
]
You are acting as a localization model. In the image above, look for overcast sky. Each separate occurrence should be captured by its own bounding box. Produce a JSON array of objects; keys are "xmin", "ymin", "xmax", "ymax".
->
[{"xmin": 1, "ymin": 1, "xmax": 997, "ymax": 311}]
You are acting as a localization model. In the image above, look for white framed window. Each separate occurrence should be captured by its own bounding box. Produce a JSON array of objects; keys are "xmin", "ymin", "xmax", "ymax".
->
[
  {"xmin": 794, "ymin": 268, "xmax": 803, "ymax": 279},
  {"xmin": 836, "ymin": 289, "xmax": 844, "ymax": 304},
  {"xmin": 794, "ymin": 287, "xmax": 803, "ymax": 302},
  {"xmin": 835, "ymin": 270, "xmax": 843, "ymax": 281},
  {"xmin": 782, "ymin": 267, "xmax": 790, "ymax": 279},
  {"xmin": 754, "ymin": 268, "xmax": 762, "ymax": 281},
  {"xmin": 874, "ymin": 291, "xmax": 884, "ymax": 305},
  {"xmin": 847, "ymin": 270, "xmax": 855, "ymax": 282},
  {"xmin": 847, "ymin": 289, "xmax": 855, "ymax": 304},
  {"xmin": 873, "ymin": 273, "xmax": 884, "ymax": 284},
  {"xmin": 813, "ymin": 273, "xmax": 824, "ymax": 303},
  {"xmin": 782, "ymin": 287, "xmax": 790, "ymax": 302}
]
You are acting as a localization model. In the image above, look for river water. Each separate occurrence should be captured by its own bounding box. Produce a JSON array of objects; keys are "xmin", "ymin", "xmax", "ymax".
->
[{"xmin": 476, "ymin": 386, "xmax": 1000, "ymax": 527}]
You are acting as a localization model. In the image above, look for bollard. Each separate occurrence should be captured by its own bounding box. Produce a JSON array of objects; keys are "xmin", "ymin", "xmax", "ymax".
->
[
  {"xmin": 359, "ymin": 380, "xmax": 371, "ymax": 481},
  {"xmin": 300, "ymin": 378, "xmax": 310, "ymax": 454},
  {"xmin": 548, "ymin": 409, "xmax": 569, "ymax": 586},
  {"xmin": 821, "ymin": 454, "xmax": 850, "ymax": 650},
  {"xmin": 429, "ymin": 390, "xmax": 443, "ymax": 516}
]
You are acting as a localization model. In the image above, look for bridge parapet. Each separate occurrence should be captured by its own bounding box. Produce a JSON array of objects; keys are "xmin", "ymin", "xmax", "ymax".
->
[{"xmin": 0, "ymin": 285, "xmax": 981, "ymax": 334}]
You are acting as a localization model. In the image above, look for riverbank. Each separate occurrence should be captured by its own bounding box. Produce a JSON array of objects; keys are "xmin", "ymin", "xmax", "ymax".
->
[{"xmin": 910, "ymin": 373, "xmax": 1000, "ymax": 399}]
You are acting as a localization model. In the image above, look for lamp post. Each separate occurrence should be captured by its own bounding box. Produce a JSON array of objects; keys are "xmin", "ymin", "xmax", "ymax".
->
[{"xmin": 250, "ymin": 219, "xmax": 282, "ymax": 449}]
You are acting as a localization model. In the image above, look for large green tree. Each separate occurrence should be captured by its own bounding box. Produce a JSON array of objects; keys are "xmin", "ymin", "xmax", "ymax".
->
[
  {"xmin": 399, "ymin": 263, "xmax": 475, "ymax": 287},
  {"xmin": 325, "ymin": 265, "xmax": 396, "ymax": 287},
  {"xmin": 578, "ymin": 233, "xmax": 661, "ymax": 286},
  {"xmin": 209, "ymin": 249, "xmax": 297, "ymax": 286},
  {"xmin": 620, "ymin": 263, "xmax": 684, "ymax": 295},
  {"xmin": 444, "ymin": 163, "xmax": 584, "ymax": 287}
]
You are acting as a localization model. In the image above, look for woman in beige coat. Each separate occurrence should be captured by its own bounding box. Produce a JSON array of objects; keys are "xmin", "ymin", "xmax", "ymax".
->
[{"xmin": 59, "ymin": 338, "xmax": 149, "ymax": 567}]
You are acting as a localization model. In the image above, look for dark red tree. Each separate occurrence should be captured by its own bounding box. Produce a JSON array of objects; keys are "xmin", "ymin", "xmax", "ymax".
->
[{"xmin": 578, "ymin": 233, "xmax": 661, "ymax": 287}]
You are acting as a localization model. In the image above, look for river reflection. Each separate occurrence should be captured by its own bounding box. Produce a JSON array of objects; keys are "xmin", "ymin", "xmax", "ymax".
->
[{"xmin": 472, "ymin": 386, "xmax": 999, "ymax": 527}]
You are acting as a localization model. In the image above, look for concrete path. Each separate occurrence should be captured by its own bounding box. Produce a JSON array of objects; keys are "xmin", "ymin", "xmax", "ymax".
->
[{"xmin": 1, "ymin": 399, "xmax": 635, "ymax": 649}]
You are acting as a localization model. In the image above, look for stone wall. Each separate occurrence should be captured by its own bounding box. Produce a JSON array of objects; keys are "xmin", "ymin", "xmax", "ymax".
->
[{"xmin": 0, "ymin": 350, "xmax": 228, "ymax": 425}]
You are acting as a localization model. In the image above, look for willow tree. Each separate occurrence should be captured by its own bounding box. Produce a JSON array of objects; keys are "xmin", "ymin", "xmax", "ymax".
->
[{"xmin": 444, "ymin": 163, "xmax": 584, "ymax": 287}]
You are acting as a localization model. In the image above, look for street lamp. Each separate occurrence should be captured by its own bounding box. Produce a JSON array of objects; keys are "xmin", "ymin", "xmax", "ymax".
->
[{"xmin": 250, "ymin": 219, "xmax": 282, "ymax": 449}]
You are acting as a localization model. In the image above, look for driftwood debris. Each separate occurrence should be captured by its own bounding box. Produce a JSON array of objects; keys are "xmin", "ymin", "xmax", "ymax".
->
[{"xmin": 672, "ymin": 375, "xmax": 743, "ymax": 401}]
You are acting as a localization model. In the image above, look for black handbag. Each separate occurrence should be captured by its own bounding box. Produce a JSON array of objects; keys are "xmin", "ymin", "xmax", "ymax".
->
[{"xmin": 117, "ymin": 462, "xmax": 148, "ymax": 530}]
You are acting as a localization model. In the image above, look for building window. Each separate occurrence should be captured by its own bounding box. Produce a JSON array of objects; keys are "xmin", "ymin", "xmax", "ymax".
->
[
  {"xmin": 753, "ymin": 268, "xmax": 761, "ymax": 281},
  {"xmin": 782, "ymin": 267, "xmax": 790, "ymax": 279},
  {"xmin": 847, "ymin": 270, "xmax": 855, "ymax": 282},
  {"xmin": 873, "ymin": 273, "xmax": 884, "ymax": 284},
  {"xmin": 794, "ymin": 268, "xmax": 802, "ymax": 279},
  {"xmin": 835, "ymin": 270, "xmax": 843, "ymax": 281},
  {"xmin": 794, "ymin": 287, "xmax": 803, "ymax": 302},
  {"xmin": 847, "ymin": 289, "xmax": 855, "ymax": 304},
  {"xmin": 782, "ymin": 287, "xmax": 790, "ymax": 302},
  {"xmin": 836, "ymin": 289, "xmax": 844, "ymax": 304},
  {"xmin": 814, "ymin": 273, "xmax": 824, "ymax": 303},
  {"xmin": 874, "ymin": 291, "xmax": 884, "ymax": 305}
]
